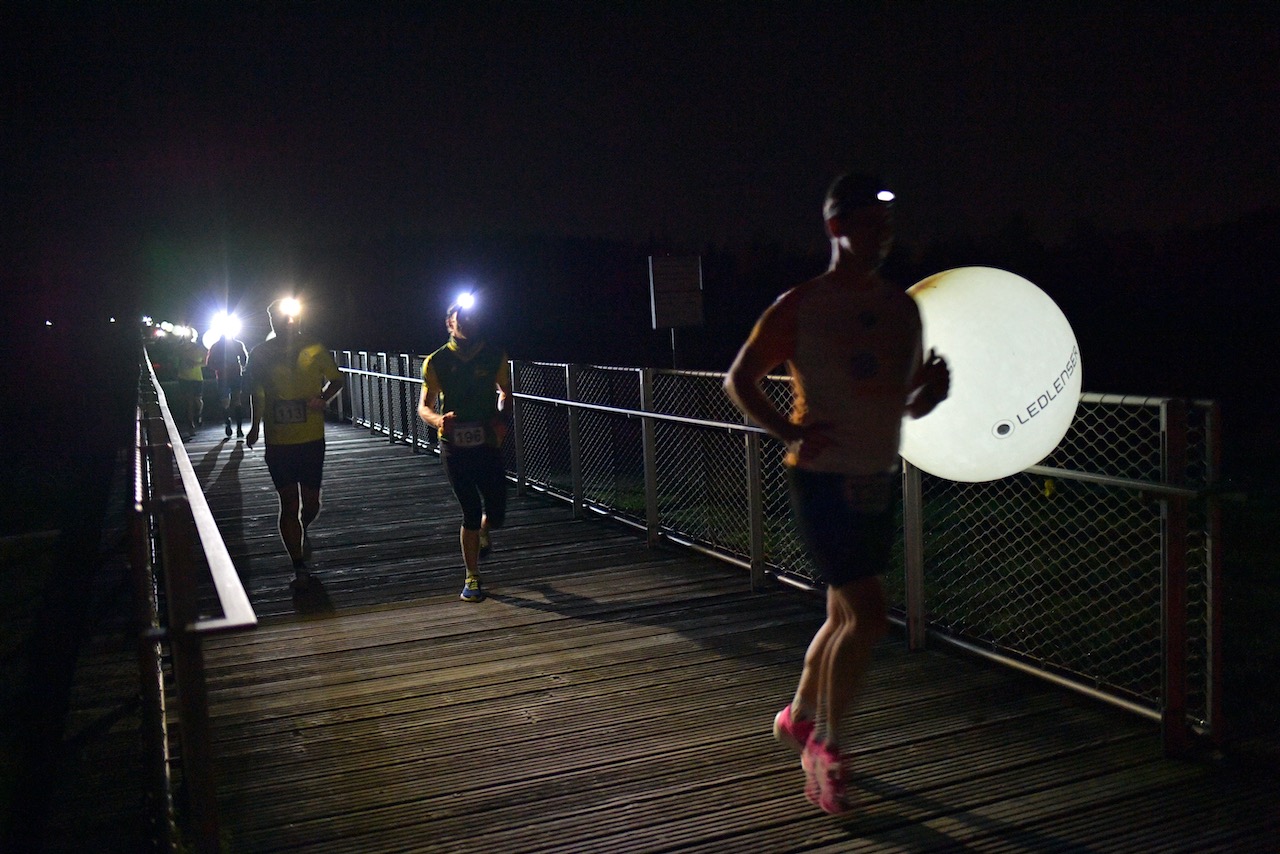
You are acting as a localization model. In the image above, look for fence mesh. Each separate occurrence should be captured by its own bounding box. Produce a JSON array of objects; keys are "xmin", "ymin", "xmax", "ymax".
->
[{"xmin": 339, "ymin": 353, "xmax": 1218, "ymax": 730}]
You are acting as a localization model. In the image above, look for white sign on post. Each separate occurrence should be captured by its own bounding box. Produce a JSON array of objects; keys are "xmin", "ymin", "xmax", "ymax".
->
[{"xmin": 649, "ymin": 256, "xmax": 703, "ymax": 329}]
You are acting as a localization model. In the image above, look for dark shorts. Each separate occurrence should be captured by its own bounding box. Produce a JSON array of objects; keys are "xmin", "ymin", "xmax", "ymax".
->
[
  {"xmin": 441, "ymin": 444, "xmax": 508, "ymax": 530},
  {"xmin": 787, "ymin": 467, "xmax": 897, "ymax": 588},
  {"xmin": 264, "ymin": 439, "xmax": 326, "ymax": 491}
]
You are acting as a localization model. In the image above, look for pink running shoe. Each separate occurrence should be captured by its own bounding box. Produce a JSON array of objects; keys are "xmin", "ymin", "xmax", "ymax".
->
[
  {"xmin": 801, "ymin": 740, "xmax": 852, "ymax": 814},
  {"xmin": 773, "ymin": 705, "xmax": 815, "ymax": 754}
]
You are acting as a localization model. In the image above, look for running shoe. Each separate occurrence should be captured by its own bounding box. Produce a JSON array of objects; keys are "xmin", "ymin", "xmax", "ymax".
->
[
  {"xmin": 801, "ymin": 740, "xmax": 852, "ymax": 814},
  {"xmin": 225, "ymin": 417, "xmax": 233, "ymax": 438},
  {"xmin": 460, "ymin": 576, "xmax": 485, "ymax": 603},
  {"xmin": 479, "ymin": 528, "xmax": 492, "ymax": 558},
  {"xmin": 773, "ymin": 705, "xmax": 814, "ymax": 754}
]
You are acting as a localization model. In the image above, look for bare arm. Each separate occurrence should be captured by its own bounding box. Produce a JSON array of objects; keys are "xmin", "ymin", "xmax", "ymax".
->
[
  {"xmin": 723, "ymin": 294, "xmax": 803, "ymax": 443},
  {"xmin": 492, "ymin": 365, "xmax": 514, "ymax": 444},
  {"xmin": 245, "ymin": 386, "xmax": 265, "ymax": 448},
  {"xmin": 418, "ymin": 372, "xmax": 450, "ymax": 433},
  {"xmin": 309, "ymin": 373, "xmax": 346, "ymax": 411},
  {"xmin": 906, "ymin": 348, "xmax": 950, "ymax": 419}
]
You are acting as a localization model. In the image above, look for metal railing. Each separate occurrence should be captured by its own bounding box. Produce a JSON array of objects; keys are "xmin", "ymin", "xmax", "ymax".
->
[
  {"xmin": 133, "ymin": 352, "xmax": 258, "ymax": 853},
  {"xmin": 334, "ymin": 351, "xmax": 1222, "ymax": 756}
]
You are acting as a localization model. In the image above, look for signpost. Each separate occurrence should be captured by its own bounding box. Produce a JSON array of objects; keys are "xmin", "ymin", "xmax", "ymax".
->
[{"xmin": 648, "ymin": 255, "xmax": 703, "ymax": 368}]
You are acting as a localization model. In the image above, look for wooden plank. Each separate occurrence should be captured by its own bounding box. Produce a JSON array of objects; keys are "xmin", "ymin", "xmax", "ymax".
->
[{"xmin": 146, "ymin": 423, "xmax": 1276, "ymax": 853}]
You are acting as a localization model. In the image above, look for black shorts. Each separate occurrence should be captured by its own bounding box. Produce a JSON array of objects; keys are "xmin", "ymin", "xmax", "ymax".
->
[
  {"xmin": 787, "ymin": 467, "xmax": 897, "ymax": 588},
  {"xmin": 441, "ymin": 444, "xmax": 507, "ymax": 530},
  {"xmin": 264, "ymin": 439, "xmax": 326, "ymax": 491}
]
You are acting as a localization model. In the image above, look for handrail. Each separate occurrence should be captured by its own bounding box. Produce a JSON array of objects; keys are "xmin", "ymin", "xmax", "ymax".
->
[
  {"xmin": 143, "ymin": 357, "xmax": 257, "ymax": 632},
  {"xmin": 135, "ymin": 349, "xmax": 258, "ymax": 852},
  {"xmin": 339, "ymin": 362, "xmax": 1213, "ymax": 501}
]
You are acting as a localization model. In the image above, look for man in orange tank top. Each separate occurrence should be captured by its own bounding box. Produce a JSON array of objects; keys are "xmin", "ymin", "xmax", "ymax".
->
[{"xmin": 725, "ymin": 173, "xmax": 950, "ymax": 814}]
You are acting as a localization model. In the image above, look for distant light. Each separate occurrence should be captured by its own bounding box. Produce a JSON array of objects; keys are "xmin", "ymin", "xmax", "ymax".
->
[
  {"xmin": 142, "ymin": 316, "xmax": 153, "ymax": 326},
  {"xmin": 207, "ymin": 310, "xmax": 242, "ymax": 344},
  {"xmin": 109, "ymin": 317, "xmax": 116, "ymax": 323},
  {"xmin": 455, "ymin": 292, "xmax": 476, "ymax": 311},
  {"xmin": 877, "ymin": 190, "xmax": 896, "ymax": 203},
  {"xmin": 160, "ymin": 321, "xmax": 174, "ymax": 333},
  {"xmin": 44, "ymin": 320, "xmax": 53, "ymax": 327},
  {"xmin": 279, "ymin": 297, "xmax": 302, "ymax": 319},
  {"xmin": 202, "ymin": 329, "xmax": 219, "ymax": 349}
]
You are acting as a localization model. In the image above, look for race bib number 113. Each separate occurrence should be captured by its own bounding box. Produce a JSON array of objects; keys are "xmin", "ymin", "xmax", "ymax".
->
[{"xmin": 273, "ymin": 399, "xmax": 308, "ymax": 424}]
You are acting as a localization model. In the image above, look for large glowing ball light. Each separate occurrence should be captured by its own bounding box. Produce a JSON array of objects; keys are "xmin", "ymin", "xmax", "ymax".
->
[{"xmin": 899, "ymin": 267, "xmax": 1082, "ymax": 482}]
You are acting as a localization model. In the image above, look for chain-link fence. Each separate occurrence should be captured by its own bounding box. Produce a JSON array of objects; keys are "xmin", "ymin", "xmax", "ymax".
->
[{"xmin": 333, "ymin": 352, "xmax": 1222, "ymax": 752}]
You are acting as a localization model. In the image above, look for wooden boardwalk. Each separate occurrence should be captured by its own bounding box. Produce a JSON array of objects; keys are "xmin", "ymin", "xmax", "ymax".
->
[{"xmin": 54, "ymin": 422, "xmax": 1279, "ymax": 852}]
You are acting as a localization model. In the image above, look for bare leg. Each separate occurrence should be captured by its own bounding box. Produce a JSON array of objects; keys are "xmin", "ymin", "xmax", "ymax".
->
[
  {"xmin": 277, "ymin": 486, "xmax": 304, "ymax": 563},
  {"xmin": 300, "ymin": 485, "xmax": 321, "ymax": 530},
  {"xmin": 460, "ymin": 525, "xmax": 480, "ymax": 578},
  {"xmin": 819, "ymin": 576, "xmax": 888, "ymax": 747},
  {"xmin": 792, "ymin": 611, "xmax": 838, "ymax": 717}
]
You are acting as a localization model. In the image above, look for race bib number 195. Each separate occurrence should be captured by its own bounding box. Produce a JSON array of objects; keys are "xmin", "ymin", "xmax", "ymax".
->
[{"xmin": 273, "ymin": 399, "xmax": 309, "ymax": 424}]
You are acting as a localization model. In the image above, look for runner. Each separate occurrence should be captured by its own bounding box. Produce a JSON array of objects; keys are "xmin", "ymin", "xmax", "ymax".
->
[
  {"xmin": 175, "ymin": 327, "xmax": 206, "ymax": 440},
  {"xmin": 418, "ymin": 295, "xmax": 512, "ymax": 603},
  {"xmin": 245, "ymin": 298, "xmax": 345, "ymax": 584},
  {"xmin": 206, "ymin": 325, "xmax": 249, "ymax": 439},
  {"xmin": 724, "ymin": 173, "xmax": 951, "ymax": 813}
]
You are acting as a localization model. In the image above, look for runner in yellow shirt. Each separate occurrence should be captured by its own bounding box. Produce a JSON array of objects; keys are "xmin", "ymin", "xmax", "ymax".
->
[{"xmin": 245, "ymin": 298, "xmax": 345, "ymax": 585}]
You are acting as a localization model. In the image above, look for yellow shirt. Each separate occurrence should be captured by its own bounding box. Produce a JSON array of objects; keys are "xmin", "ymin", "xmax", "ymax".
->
[
  {"xmin": 246, "ymin": 335, "xmax": 342, "ymax": 445},
  {"xmin": 177, "ymin": 339, "xmax": 207, "ymax": 382}
]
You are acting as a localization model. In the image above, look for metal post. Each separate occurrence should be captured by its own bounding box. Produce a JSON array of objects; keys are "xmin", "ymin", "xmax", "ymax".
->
[
  {"xmin": 566, "ymin": 364, "xmax": 584, "ymax": 519},
  {"xmin": 745, "ymin": 428, "xmax": 766, "ymax": 590},
  {"xmin": 511, "ymin": 360, "xmax": 527, "ymax": 495},
  {"xmin": 376, "ymin": 355, "xmax": 391, "ymax": 448},
  {"xmin": 1160, "ymin": 398, "xmax": 1191, "ymax": 756},
  {"xmin": 354, "ymin": 352, "xmax": 369, "ymax": 427},
  {"xmin": 157, "ymin": 494, "xmax": 222, "ymax": 853},
  {"xmin": 1204, "ymin": 401, "xmax": 1224, "ymax": 746},
  {"xmin": 902, "ymin": 461, "xmax": 927, "ymax": 651},
  {"xmin": 131, "ymin": 421, "xmax": 177, "ymax": 850},
  {"xmin": 640, "ymin": 368, "xmax": 660, "ymax": 548},
  {"xmin": 409, "ymin": 353, "xmax": 422, "ymax": 453},
  {"xmin": 396, "ymin": 353, "xmax": 411, "ymax": 444}
]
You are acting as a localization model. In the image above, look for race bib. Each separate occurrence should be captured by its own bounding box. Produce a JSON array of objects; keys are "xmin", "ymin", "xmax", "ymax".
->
[
  {"xmin": 450, "ymin": 421, "xmax": 486, "ymax": 448},
  {"xmin": 842, "ymin": 474, "xmax": 892, "ymax": 514},
  {"xmin": 273, "ymin": 399, "xmax": 309, "ymax": 424}
]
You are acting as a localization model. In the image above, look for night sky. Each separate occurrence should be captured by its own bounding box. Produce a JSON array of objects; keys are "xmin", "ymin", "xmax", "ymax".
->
[{"xmin": 4, "ymin": 3, "xmax": 1278, "ymax": 472}]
